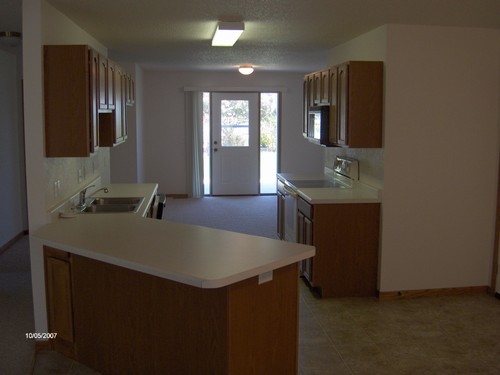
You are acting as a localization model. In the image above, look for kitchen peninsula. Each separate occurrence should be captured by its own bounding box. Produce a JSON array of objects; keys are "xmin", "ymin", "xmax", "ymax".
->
[{"xmin": 33, "ymin": 187, "xmax": 314, "ymax": 375}]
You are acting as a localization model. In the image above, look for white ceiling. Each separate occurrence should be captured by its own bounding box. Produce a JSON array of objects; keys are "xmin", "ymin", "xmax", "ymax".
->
[{"xmin": 2, "ymin": 0, "xmax": 500, "ymax": 72}]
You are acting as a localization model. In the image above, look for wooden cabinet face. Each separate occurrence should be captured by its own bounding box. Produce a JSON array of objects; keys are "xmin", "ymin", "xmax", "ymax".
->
[
  {"xmin": 99, "ymin": 63, "xmax": 127, "ymax": 147},
  {"xmin": 303, "ymin": 61, "xmax": 383, "ymax": 148},
  {"xmin": 337, "ymin": 63, "xmax": 349, "ymax": 146},
  {"xmin": 45, "ymin": 257, "xmax": 74, "ymax": 342},
  {"xmin": 44, "ymin": 45, "xmax": 95, "ymax": 157},
  {"xmin": 89, "ymin": 49, "xmax": 99, "ymax": 153},
  {"xmin": 98, "ymin": 55, "xmax": 108, "ymax": 111}
]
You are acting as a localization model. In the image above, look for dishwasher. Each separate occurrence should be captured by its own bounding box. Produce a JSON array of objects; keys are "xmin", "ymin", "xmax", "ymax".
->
[{"xmin": 277, "ymin": 179, "xmax": 298, "ymax": 242}]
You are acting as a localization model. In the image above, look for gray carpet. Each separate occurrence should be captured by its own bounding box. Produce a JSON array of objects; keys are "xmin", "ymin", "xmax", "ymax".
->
[
  {"xmin": 162, "ymin": 195, "xmax": 278, "ymax": 239},
  {"xmin": 0, "ymin": 235, "xmax": 36, "ymax": 375}
]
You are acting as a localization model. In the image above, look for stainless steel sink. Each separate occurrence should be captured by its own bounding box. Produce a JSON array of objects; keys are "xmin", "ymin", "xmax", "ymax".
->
[
  {"xmin": 81, "ymin": 197, "xmax": 144, "ymax": 214},
  {"xmin": 92, "ymin": 197, "xmax": 144, "ymax": 206}
]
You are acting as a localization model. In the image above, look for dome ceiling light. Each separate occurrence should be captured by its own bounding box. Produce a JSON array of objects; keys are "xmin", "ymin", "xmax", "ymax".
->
[{"xmin": 238, "ymin": 65, "xmax": 254, "ymax": 75}]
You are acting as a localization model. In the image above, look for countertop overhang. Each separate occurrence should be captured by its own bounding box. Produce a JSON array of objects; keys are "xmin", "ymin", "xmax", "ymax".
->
[{"xmin": 33, "ymin": 213, "xmax": 315, "ymax": 289}]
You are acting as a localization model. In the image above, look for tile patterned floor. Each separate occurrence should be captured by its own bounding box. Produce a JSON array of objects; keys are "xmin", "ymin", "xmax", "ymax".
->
[
  {"xmin": 30, "ymin": 281, "xmax": 500, "ymax": 375},
  {"xmin": 298, "ymin": 282, "xmax": 500, "ymax": 375}
]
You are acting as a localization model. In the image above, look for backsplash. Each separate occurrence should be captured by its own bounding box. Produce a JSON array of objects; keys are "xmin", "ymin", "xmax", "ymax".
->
[
  {"xmin": 45, "ymin": 148, "xmax": 111, "ymax": 210},
  {"xmin": 325, "ymin": 148, "xmax": 384, "ymax": 189}
]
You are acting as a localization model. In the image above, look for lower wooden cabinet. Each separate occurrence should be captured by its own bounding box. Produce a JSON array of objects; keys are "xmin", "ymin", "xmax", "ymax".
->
[
  {"xmin": 43, "ymin": 246, "xmax": 299, "ymax": 374},
  {"xmin": 43, "ymin": 247, "xmax": 75, "ymax": 358},
  {"xmin": 297, "ymin": 198, "xmax": 380, "ymax": 297}
]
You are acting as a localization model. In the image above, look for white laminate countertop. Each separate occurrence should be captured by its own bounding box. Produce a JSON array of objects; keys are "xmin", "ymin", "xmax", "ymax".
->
[
  {"xmin": 277, "ymin": 173, "xmax": 381, "ymax": 204},
  {"xmin": 33, "ymin": 215, "xmax": 315, "ymax": 289}
]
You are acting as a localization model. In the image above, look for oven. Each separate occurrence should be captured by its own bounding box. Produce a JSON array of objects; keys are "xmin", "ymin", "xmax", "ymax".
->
[{"xmin": 277, "ymin": 179, "xmax": 298, "ymax": 242}]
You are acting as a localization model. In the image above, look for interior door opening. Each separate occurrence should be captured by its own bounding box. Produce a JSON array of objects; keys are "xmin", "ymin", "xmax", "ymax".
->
[{"xmin": 202, "ymin": 92, "xmax": 278, "ymax": 195}]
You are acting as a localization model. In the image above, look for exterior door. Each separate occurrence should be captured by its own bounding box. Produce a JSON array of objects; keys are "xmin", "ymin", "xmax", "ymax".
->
[{"xmin": 211, "ymin": 92, "xmax": 259, "ymax": 195}]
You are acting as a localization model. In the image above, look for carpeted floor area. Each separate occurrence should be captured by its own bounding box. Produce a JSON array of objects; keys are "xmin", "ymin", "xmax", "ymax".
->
[
  {"xmin": 0, "ymin": 235, "xmax": 36, "ymax": 375},
  {"xmin": 162, "ymin": 195, "xmax": 278, "ymax": 239}
]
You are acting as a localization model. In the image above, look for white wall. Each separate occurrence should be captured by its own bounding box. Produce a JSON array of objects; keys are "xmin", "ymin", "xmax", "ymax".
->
[
  {"xmin": 380, "ymin": 25, "xmax": 500, "ymax": 292},
  {"xmin": 326, "ymin": 25, "xmax": 500, "ymax": 293},
  {"xmin": 0, "ymin": 48, "xmax": 26, "ymax": 247},
  {"xmin": 139, "ymin": 70, "xmax": 324, "ymax": 194},
  {"xmin": 23, "ymin": 0, "xmax": 112, "ymax": 333}
]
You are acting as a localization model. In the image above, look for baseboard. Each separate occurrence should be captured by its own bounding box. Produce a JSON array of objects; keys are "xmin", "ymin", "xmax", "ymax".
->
[
  {"xmin": 166, "ymin": 194, "xmax": 189, "ymax": 199},
  {"xmin": 0, "ymin": 230, "xmax": 29, "ymax": 255},
  {"xmin": 378, "ymin": 285, "xmax": 489, "ymax": 300}
]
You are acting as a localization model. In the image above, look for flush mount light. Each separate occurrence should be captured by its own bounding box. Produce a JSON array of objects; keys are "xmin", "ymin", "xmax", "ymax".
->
[
  {"xmin": 238, "ymin": 65, "xmax": 254, "ymax": 75},
  {"xmin": 212, "ymin": 22, "xmax": 244, "ymax": 47}
]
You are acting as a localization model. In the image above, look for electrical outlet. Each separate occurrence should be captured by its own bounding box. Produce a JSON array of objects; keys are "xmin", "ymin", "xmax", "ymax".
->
[
  {"xmin": 53, "ymin": 180, "xmax": 61, "ymax": 198},
  {"xmin": 78, "ymin": 169, "xmax": 83, "ymax": 183}
]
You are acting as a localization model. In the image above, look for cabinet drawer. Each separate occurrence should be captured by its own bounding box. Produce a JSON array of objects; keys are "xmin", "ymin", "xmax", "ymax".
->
[{"xmin": 298, "ymin": 197, "xmax": 313, "ymax": 219}]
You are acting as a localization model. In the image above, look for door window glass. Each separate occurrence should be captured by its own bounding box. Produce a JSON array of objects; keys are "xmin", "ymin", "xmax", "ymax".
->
[{"xmin": 220, "ymin": 100, "xmax": 249, "ymax": 147}]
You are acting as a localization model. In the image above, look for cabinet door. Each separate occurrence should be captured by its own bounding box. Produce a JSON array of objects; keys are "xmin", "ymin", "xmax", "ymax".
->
[
  {"xmin": 45, "ymin": 257, "xmax": 74, "ymax": 343},
  {"xmin": 44, "ymin": 45, "xmax": 93, "ymax": 157},
  {"xmin": 125, "ymin": 74, "xmax": 135, "ymax": 106},
  {"xmin": 89, "ymin": 49, "xmax": 99, "ymax": 153},
  {"xmin": 320, "ymin": 69, "xmax": 330, "ymax": 105},
  {"xmin": 114, "ymin": 65, "xmax": 125, "ymax": 143},
  {"xmin": 329, "ymin": 67, "xmax": 339, "ymax": 145},
  {"xmin": 313, "ymin": 72, "xmax": 322, "ymax": 105},
  {"xmin": 302, "ymin": 77, "xmax": 308, "ymax": 136},
  {"xmin": 99, "ymin": 55, "xmax": 108, "ymax": 110},
  {"xmin": 107, "ymin": 61, "xmax": 116, "ymax": 110},
  {"xmin": 307, "ymin": 74, "xmax": 315, "ymax": 108},
  {"xmin": 337, "ymin": 63, "xmax": 349, "ymax": 146}
]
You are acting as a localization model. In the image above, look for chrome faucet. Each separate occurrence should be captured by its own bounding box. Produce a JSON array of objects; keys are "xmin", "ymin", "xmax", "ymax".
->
[{"xmin": 77, "ymin": 185, "xmax": 109, "ymax": 209}]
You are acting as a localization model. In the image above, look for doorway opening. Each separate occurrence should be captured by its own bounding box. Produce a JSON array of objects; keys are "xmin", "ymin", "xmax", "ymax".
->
[{"xmin": 202, "ymin": 92, "xmax": 278, "ymax": 195}]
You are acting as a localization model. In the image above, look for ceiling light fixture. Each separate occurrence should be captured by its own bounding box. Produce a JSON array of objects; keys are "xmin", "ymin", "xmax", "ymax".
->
[
  {"xmin": 212, "ymin": 22, "xmax": 244, "ymax": 47},
  {"xmin": 238, "ymin": 66, "xmax": 254, "ymax": 75}
]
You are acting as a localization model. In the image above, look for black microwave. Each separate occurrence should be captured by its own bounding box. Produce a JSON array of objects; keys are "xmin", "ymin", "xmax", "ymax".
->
[{"xmin": 305, "ymin": 105, "xmax": 332, "ymax": 146}]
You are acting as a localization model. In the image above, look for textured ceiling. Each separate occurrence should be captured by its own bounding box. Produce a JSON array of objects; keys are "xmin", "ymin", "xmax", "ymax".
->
[{"xmin": 2, "ymin": 0, "xmax": 500, "ymax": 72}]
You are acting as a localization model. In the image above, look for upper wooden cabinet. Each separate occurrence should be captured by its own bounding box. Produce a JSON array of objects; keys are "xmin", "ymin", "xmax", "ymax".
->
[
  {"xmin": 44, "ymin": 45, "xmax": 135, "ymax": 156},
  {"xmin": 303, "ymin": 61, "xmax": 383, "ymax": 148},
  {"xmin": 99, "ymin": 64, "xmax": 127, "ymax": 147},
  {"xmin": 44, "ymin": 45, "xmax": 99, "ymax": 157}
]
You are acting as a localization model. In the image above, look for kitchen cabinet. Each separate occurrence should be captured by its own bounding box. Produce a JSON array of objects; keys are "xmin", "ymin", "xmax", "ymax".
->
[
  {"xmin": 99, "ymin": 63, "xmax": 127, "ymax": 147},
  {"xmin": 44, "ymin": 45, "xmax": 134, "ymax": 155},
  {"xmin": 297, "ymin": 197, "xmax": 380, "ymax": 297},
  {"xmin": 42, "ymin": 244, "xmax": 300, "ymax": 374},
  {"xmin": 98, "ymin": 55, "xmax": 115, "ymax": 111},
  {"xmin": 43, "ymin": 246, "xmax": 75, "ymax": 358},
  {"xmin": 313, "ymin": 69, "xmax": 330, "ymax": 105},
  {"xmin": 302, "ymin": 61, "xmax": 383, "ymax": 148},
  {"xmin": 329, "ymin": 61, "xmax": 383, "ymax": 148},
  {"xmin": 125, "ymin": 73, "xmax": 135, "ymax": 106},
  {"xmin": 44, "ymin": 45, "xmax": 99, "ymax": 157}
]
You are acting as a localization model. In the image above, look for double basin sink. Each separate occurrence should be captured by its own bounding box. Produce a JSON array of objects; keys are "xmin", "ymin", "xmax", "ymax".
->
[{"xmin": 80, "ymin": 197, "xmax": 144, "ymax": 214}]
